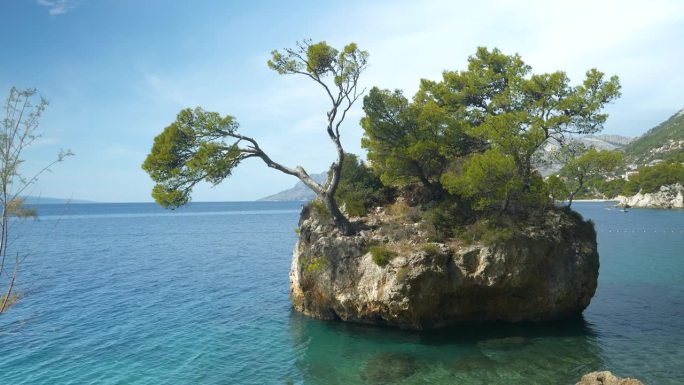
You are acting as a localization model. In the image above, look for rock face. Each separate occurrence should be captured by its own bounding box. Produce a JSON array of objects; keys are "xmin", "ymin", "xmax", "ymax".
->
[
  {"xmin": 617, "ymin": 183, "xmax": 684, "ymax": 209},
  {"xmin": 576, "ymin": 371, "xmax": 644, "ymax": 385},
  {"xmin": 289, "ymin": 206, "xmax": 599, "ymax": 330}
]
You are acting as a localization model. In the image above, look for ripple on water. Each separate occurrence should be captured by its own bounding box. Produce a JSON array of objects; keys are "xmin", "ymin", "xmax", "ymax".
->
[{"xmin": 0, "ymin": 202, "xmax": 682, "ymax": 384}]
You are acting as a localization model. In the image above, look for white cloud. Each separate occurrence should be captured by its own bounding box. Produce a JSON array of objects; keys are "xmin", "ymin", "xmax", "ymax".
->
[{"xmin": 37, "ymin": 0, "xmax": 79, "ymax": 16}]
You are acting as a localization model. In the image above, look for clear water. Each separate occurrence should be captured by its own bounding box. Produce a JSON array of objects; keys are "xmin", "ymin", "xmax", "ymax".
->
[{"xmin": 0, "ymin": 202, "xmax": 682, "ymax": 384}]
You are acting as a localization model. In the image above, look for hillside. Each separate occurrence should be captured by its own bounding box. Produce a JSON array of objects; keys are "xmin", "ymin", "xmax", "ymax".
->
[
  {"xmin": 539, "ymin": 134, "xmax": 633, "ymax": 176},
  {"xmin": 624, "ymin": 108, "xmax": 684, "ymax": 164},
  {"xmin": 258, "ymin": 172, "xmax": 327, "ymax": 201}
]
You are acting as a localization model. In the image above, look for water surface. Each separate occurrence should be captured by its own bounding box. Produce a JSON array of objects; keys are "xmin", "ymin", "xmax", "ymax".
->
[{"xmin": 0, "ymin": 202, "xmax": 682, "ymax": 384}]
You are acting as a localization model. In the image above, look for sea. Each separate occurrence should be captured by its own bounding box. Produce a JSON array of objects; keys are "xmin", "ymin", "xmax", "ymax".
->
[{"xmin": 0, "ymin": 201, "xmax": 682, "ymax": 384}]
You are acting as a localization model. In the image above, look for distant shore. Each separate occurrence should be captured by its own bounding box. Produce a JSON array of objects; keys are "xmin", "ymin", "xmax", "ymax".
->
[{"xmin": 572, "ymin": 199, "xmax": 619, "ymax": 203}]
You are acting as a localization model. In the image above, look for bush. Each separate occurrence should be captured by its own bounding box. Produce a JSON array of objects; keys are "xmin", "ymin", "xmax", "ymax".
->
[
  {"xmin": 388, "ymin": 200, "xmax": 421, "ymax": 222},
  {"xmin": 623, "ymin": 161, "xmax": 684, "ymax": 195},
  {"xmin": 395, "ymin": 266, "xmax": 409, "ymax": 281},
  {"xmin": 421, "ymin": 201, "xmax": 466, "ymax": 241},
  {"xmin": 304, "ymin": 257, "xmax": 328, "ymax": 274},
  {"xmin": 421, "ymin": 243, "xmax": 441, "ymax": 257},
  {"xmin": 335, "ymin": 153, "xmax": 393, "ymax": 217},
  {"xmin": 308, "ymin": 200, "xmax": 332, "ymax": 221},
  {"xmin": 369, "ymin": 245, "xmax": 398, "ymax": 266},
  {"xmin": 459, "ymin": 217, "xmax": 518, "ymax": 246}
]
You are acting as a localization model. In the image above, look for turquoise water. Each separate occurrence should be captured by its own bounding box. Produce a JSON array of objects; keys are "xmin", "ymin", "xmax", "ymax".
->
[{"xmin": 0, "ymin": 202, "xmax": 682, "ymax": 384}]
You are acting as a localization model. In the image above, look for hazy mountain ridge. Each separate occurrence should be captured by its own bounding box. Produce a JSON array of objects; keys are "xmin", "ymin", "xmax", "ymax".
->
[
  {"xmin": 539, "ymin": 134, "xmax": 633, "ymax": 176},
  {"xmin": 258, "ymin": 172, "xmax": 327, "ymax": 201},
  {"xmin": 22, "ymin": 196, "xmax": 94, "ymax": 204}
]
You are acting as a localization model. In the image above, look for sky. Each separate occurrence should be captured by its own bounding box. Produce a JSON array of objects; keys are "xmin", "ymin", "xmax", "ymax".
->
[{"xmin": 1, "ymin": 0, "xmax": 683, "ymax": 203}]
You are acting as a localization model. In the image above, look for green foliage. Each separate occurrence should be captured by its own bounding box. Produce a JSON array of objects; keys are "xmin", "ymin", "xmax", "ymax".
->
[
  {"xmin": 334, "ymin": 153, "xmax": 391, "ymax": 217},
  {"xmin": 590, "ymin": 178, "xmax": 626, "ymax": 199},
  {"xmin": 395, "ymin": 267, "xmax": 409, "ymax": 281},
  {"xmin": 421, "ymin": 243, "xmax": 441, "ymax": 257},
  {"xmin": 361, "ymin": 47, "xmax": 620, "ymax": 213},
  {"xmin": 142, "ymin": 107, "xmax": 241, "ymax": 208},
  {"xmin": 624, "ymin": 109, "xmax": 684, "ymax": 163},
  {"xmin": 623, "ymin": 161, "xmax": 684, "ymax": 194},
  {"xmin": 441, "ymin": 149, "xmax": 521, "ymax": 211},
  {"xmin": 361, "ymin": 87, "xmax": 477, "ymax": 196},
  {"xmin": 546, "ymin": 175, "xmax": 569, "ymax": 202},
  {"xmin": 304, "ymin": 257, "xmax": 328, "ymax": 274},
  {"xmin": 559, "ymin": 148, "xmax": 624, "ymax": 205},
  {"xmin": 459, "ymin": 217, "xmax": 518, "ymax": 246},
  {"xmin": 268, "ymin": 40, "xmax": 369, "ymax": 88},
  {"xmin": 308, "ymin": 199, "xmax": 332, "ymax": 222},
  {"xmin": 387, "ymin": 200, "xmax": 422, "ymax": 223},
  {"xmin": 421, "ymin": 201, "xmax": 466, "ymax": 241},
  {"xmin": 369, "ymin": 245, "xmax": 398, "ymax": 266}
]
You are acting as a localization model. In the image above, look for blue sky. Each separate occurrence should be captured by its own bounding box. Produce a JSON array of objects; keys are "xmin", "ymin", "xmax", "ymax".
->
[{"xmin": 2, "ymin": 0, "xmax": 683, "ymax": 202}]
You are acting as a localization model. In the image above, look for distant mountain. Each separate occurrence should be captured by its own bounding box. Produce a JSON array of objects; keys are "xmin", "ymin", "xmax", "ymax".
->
[
  {"xmin": 258, "ymin": 172, "xmax": 327, "ymax": 201},
  {"xmin": 538, "ymin": 134, "xmax": 633, "ymax": 176},
  {"xmin": 22, "ymin": 196, "xmax": 94, "ymax": 205},
  {"xmin": 624, "ymin": 107, "xmax": 684, "ymax": 165}
]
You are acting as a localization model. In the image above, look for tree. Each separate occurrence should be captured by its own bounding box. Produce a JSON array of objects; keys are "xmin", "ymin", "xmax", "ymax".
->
[
  {"xmin": 142, "ymin": 40, "xmax": 368, "ymax": 234},
  {"xmin": 1, "ymin": 87, "xmax": 72, "ymax": 314},
  {"xmin": 559, "ymin": 148, "xmax": 624, "ymax": 207},
  {"xmin": 545, "ymin": 175, "xmax": 570, "ymax": 203},
  {"xmin": 334, "ymin": 153, "xmax": 391, "ymax": 217},
  {"xmin": 441, "ymin": 149, "xmax": 521, "ymax": 212},
  {"xmin": 420, "ymin": 47, "xmax": 621, "ymax": 192},
  {"xmin": 360, "ymin": 87, "xmax": 479, "ymax": 199},
  {"xmin": 623, "ymin": 160, "xmax": 684, "ymax": 195},
  {"xmin": 359, "ymin": 47, "xmax": 620, "ymax": 213}
]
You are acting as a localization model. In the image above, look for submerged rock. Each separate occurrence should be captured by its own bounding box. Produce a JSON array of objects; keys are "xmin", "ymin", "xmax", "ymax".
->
[
  {"xmin": 360, "ymin": 352, "xmax": 418, "ymax": 384},
  {"xmin": 289, "ymin": 206, "xmax": 599, "ymax": 330},
  {"xmin": 575, "ymin": 371, "xmax": 644, "ymax": 385},
  {"xmin": 617, "ymin": 183, "xmax": 684, "ymax": 209}
]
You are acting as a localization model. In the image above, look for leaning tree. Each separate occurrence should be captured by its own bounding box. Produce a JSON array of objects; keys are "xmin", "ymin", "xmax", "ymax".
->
[{"xmin": 142, "ymin": 40, "xmax": 368, "ymax": 234}]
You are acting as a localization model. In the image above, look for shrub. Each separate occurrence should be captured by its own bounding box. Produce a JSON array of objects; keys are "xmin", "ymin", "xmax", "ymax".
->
[
  {"xmin": 395, "ymin": 267, "xmax": 409, "ymax": 281},
  {"xmin": 335, "ymin": 153, "xmax": 393, "ymax": 217},
  {"xmin": 623, "ymin": 161, "xmax": 684, "ymax": 195},
  {"xmin": 369, "ymin": 245, "xmax": 398, "ymax": 266},
  {"xmin": 421, "ymin": 201, "xmax": 465, "ymax": 241},
  {"xmin": 388, "ymin": 200, "xmax": 421, "ymax": 222},
  {"xmin": 308, "ymin": 200, "xmax": 332, "ymax": 221},
  {"xmin": 304, "ymin": 257, "xmax": 328, "ymax": 274},
  {"xmin": 421, "ymin": 243, "xmax": 441, "ymax": 257},
  {"xmin": 459, "ymin": 217, "xmax": 518, "ymax": 246}
]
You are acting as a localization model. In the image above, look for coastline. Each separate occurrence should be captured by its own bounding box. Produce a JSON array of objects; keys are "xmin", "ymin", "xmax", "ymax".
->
[{"xmin": 571, "ymin": 199, "xmax": 618, "ymax": 203}]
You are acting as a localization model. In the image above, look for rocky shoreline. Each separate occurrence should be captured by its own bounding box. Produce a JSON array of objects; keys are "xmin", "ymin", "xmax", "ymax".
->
[{"xmin": 617, "ymin": 183, "xmax": 684, "ymax": 209}]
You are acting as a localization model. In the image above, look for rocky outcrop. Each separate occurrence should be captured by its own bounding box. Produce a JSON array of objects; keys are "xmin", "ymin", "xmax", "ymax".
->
[
  {"xmin": 617, "ymin": 183, "xmax": 684, "ymax": 209},
  {"xmin": 289, "ymin": 206, "xmax": 599, "ymax": 330},
  {"xmin": 576, "ymin": 371, "xmax": 644, "ymax": 385}
]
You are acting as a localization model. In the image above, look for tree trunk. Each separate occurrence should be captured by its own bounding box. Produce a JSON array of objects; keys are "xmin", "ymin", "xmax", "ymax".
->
[{"xmin": 323, "ymin": 192, "xmax": 353, "ymax": 235}]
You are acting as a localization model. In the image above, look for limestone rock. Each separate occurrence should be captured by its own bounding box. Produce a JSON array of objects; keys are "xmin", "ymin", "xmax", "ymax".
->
[
  {"xmin": 289, "ymin": 207, "xmax": 599, "ymax": 330},
  {"xmin": 575, "ymin": 371, "xmax": 644, "ymax": 385},
  {"xmin": 617, "ymin": 183, "xmax": 684, "ymax": 209}
]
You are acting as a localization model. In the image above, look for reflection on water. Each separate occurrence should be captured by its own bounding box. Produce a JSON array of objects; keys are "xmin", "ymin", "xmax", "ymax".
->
[{"xmin": 289, "ymin": 313, "xmax": 604, "ymax": 384}]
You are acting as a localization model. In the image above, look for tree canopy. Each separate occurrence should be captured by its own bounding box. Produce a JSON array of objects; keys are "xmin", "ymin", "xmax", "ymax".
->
[
  {"xmin": 143, "ymin": 40, "xmax": 368, "ymax": 234},
  {"xmin": 558, "ymin": 148, "xmax": 624, "ymax": 206},
  {"xmin": 361, "ymin": 47, "xmax": 621, "ymax": 213}
]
